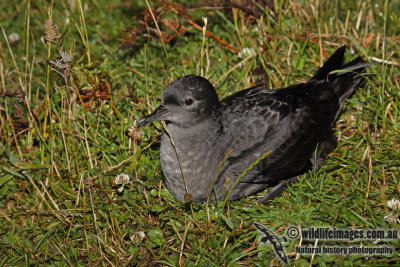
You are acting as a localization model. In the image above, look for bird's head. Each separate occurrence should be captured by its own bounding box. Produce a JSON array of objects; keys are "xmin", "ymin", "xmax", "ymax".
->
[{"xmin": 138, "ymin": 75, "xmax": 220, "ymax": 128}]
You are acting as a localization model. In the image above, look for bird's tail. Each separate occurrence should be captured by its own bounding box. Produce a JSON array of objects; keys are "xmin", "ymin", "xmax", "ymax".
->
[
  {"xmin": 312, "ymin": 46, "xmax": 347, "ymax": 81},
  {"xmin": 330, "ymin": 55, "xmax": 366, "ymax": 105},
  {"xmin": 312, "ymin": 46, "xmax": 374, "ymax": 105}
]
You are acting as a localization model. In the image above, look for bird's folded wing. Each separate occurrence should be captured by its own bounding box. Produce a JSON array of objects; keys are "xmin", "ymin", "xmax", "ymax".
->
[{"xmin": 219, "ymin": 82, "xmax": 337, "ymax": 183}]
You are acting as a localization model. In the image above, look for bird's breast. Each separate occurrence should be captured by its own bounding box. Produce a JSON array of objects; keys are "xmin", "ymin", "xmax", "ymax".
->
[{"xmin": 160, "ymin": 131, "xmax": 221, "ymax": 202}]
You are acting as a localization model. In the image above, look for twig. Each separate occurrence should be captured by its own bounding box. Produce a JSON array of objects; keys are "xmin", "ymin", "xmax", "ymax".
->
[
  {"xmin": 368, "ymin": 56, "xmax": 399, "ymax": 66},
  {"xmin": 52, "ymin": 241, "xmax": 73, "ymax": 266},
  {"xmin": 187, "ymin": 19, "xmax": 239, "ymax": 54},
  {"xmin": 145, "ymin": 0, "xmax": 169, "ymax": 57},
  {"xmin": 179, "ymin": 218, "xmax": 192, "ymax": 267}
]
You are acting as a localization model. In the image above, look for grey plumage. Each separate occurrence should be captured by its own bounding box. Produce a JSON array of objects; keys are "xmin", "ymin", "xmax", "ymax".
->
[{"xmin": 139, "ymin": 46, "xmax": 371, "ymax": 203}]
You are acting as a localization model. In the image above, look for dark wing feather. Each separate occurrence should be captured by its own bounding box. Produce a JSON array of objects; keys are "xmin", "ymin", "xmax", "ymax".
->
[
  {"xmin": 217, "ymin": 46, "xmax": 369, "ymax": 185},
  {"xmin": 311, "ymin": 46, "xmax": 346, "ymax": 80},
  {"xmin": 218, "ymin": 81, "xmax": 339, "ymax": 183}
]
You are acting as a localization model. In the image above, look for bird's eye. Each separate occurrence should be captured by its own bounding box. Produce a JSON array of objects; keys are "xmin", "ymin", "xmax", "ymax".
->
[{"xmin": 185, "ymin": 98, "xmax": 193, "ymax": 106}]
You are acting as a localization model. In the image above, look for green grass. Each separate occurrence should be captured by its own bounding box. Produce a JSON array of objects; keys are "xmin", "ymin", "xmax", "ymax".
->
[{"xmin": 1, "ymin": 0, "xmax": 399, "ymax": 265}]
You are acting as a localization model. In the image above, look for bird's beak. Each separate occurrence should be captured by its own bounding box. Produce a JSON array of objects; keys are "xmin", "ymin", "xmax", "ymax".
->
[{"xmin": 138, "ymin": 105, "xmax": 170, "ymax": 128}]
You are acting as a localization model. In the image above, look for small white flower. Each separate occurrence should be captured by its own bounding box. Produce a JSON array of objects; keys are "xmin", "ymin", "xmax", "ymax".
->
[
  {"xmin": 115, "ymin": 173, "xmax": 130, "ymax": 193},
  {"xmin": 127, "ymin": 127, "xmax": 142, "ymax": 141},
  {"xmin": 384, "ymin": 213, "xmax": 400, "ymax": 224},
  {"xmin": 387, "ymin": 198, "xmax": 400, "ymax": 211},
  {"xmin": 238, "ymin": 48, "xmax": 257, "ymax": 59},
  {"xmin": 375, "ymin": 3, "xmax": 379, "ymax": 9},
  {"xmin": 130, "ymin": 231, "xmax": 145, "ymax": 243},
  {"xmin": 202, "ymin": 16, "xmax": 208, "ymax": 26},
  {"xmin": 115, "ymin": 173, "xmax": 130, "ymax": 184},
  {"xmin": 8, "ymin": 32, "xmax": 20, "ymax": 44}
]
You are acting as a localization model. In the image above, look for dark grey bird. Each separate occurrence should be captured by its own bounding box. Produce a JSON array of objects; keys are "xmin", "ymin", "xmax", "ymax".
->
[{"xmin": 138, "ymin": 46, "xmax": 372, "ymax": 203}]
